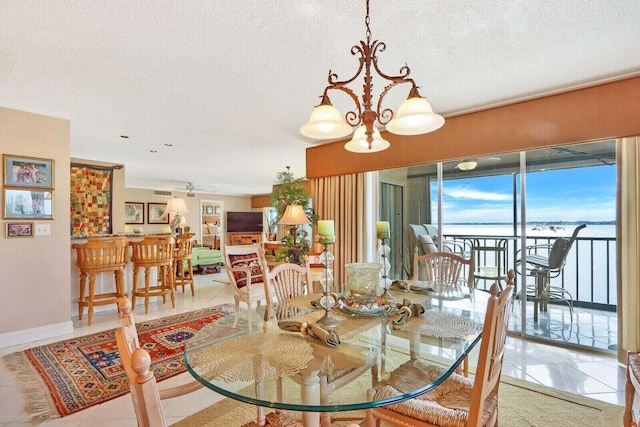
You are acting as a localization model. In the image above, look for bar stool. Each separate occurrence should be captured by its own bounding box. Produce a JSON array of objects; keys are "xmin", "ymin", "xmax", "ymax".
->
[
  {"xmin": 174, "ymin": 232, "xmax": 195, "ymax": 296},
  {"xmin": 129, "ymin": 235, "xmax": 175, "ymax": 313},
  {"xmin": 72, "ymin": 237, "xmax": 127, "ymax": 325}
]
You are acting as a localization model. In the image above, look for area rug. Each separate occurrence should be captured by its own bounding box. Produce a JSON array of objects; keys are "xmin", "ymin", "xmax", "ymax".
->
[
  {"xmin": 2, "ymin": 304, "xmax": 236, "ymax": 423},
  {"xmin": 173, "ymin": 374, "xmax": 623, "ymax": 427}
]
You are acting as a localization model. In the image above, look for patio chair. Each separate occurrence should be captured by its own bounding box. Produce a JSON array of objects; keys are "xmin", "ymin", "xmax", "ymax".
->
[
  {"xmin": 516, "ymin": 224, "xmax": 586, "ymax": 323},
  {"xmin": 365, "ymin": 282, "xmax": 514, "ymax": 427},
  {"xmin": 403, "ymin": 224, "xmax": 471, "ymax": 280},
  {"xmin": 224, "ymin": 243, "xmax": 275, "ymax": 326}
]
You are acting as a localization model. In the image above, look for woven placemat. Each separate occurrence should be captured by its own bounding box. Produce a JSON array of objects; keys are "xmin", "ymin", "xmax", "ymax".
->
[
  {"xmin": 392, "ymin": 311, "xmax": 482, "ymax": 338},
  {"xmin": 193, "ymin": 333, "xmax": 314, "ymax": 382}
]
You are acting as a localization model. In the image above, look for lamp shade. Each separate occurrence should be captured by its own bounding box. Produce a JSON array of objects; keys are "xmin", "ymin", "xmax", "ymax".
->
[
  {"xmin": 385, "ymin": 96, "xmax": 445, "ymax": 135},
  {"xmin": 344, "ymin": 125, "xmax": 390, "ymax": 153},
  {"xmin": 299, "ymin": 104, "xmax": 353, "ymax": 140},
  {"xmin": 166, "ymin": 197, "xmax": 188, "ymax": 214},
  {"xmin": 278, "ymin": 204, "xmax": 311, "ymax": 225}
]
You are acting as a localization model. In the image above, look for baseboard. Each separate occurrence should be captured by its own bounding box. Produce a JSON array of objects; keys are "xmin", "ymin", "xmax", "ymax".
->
[{"xmin": 0, "ymin": 321, "xmax": 74, "ymax": 349}]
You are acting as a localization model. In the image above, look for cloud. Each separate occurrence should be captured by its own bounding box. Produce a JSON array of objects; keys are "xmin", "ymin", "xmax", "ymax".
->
[{"xmin": 443, "ymin": 186, "xmax": 512, "ymax": 201}]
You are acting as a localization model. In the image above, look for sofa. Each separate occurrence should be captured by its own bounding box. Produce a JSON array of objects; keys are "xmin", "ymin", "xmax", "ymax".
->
[{"xmin": 190, "ymin": 245, "xmax": 223, "ymax": 273}]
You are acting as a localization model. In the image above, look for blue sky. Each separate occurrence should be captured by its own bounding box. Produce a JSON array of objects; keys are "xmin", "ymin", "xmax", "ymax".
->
[{"xmin": 432, "ymin": 165, "xmax": 616, "ymax": 224}]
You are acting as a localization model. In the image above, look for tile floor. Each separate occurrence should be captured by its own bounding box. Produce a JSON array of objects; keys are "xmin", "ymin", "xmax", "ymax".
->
[{"xmin": 0, "ymin": 272, "xmax": 627, "ymax": 426}]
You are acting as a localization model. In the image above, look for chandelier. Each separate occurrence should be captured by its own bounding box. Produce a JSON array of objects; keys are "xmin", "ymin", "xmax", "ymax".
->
[{"xmin": 300, "ymin": 0, "xmax": 445, "ymax": 153}]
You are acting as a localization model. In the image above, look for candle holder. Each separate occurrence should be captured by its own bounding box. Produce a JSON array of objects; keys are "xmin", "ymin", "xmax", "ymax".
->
[
  {"xmin": 379, "ymin": 237, "xmax": 395, "ymax": 302},
  {"xmin": 316, "ymin": 242, "xmax": 340, "ymax": 329}
]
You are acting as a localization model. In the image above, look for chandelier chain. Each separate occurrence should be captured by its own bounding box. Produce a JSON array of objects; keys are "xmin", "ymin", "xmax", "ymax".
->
[{"xmin": 365, "ymin": 0, "xmax": 371, "ymax": 44}]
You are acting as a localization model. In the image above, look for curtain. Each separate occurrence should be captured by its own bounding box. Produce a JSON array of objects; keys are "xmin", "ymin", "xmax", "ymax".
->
[
  {"xmin": 618, "ymin": 137, "xmax": 640, "ymax": 362},
  {"xmin": 311, "ymin": 173, "xmax": 367, "ymax": 291}
]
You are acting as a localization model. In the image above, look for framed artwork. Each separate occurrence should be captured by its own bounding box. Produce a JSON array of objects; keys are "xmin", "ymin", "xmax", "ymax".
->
[
  {"xmin": 147, "ymin": 202, "xmax": 168, "ymax": 224},
  {"xmin": 5, "ymin": 222, "xmax": 33, "ymax": 237},
  {"xmin": 215, "ymin": 205, "xmax": 221, "ymax": 214},
  {"xmin": 3, "ymin": 188, "xmax": 54, "ymax": 219},
  {"xmin": 206, "ymin": 206, "xmax": 214, "ymax": 215},
  {"xmin": 125, "ymin": 202, "xmax": 145, "ymax": 224},
  {"xmin": 3, "ymin": 154, "xmax": 54, "ymax": 188}
]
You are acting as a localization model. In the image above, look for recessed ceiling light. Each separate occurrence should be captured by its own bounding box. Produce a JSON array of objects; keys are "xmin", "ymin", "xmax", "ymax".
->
[{"xmin": 457, "ymin": 161, "xmax": 478, "ymax": 171}]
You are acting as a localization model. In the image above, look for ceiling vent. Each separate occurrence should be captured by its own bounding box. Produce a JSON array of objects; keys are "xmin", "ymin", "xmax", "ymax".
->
[
  {"xmin": 153, "ymin": 190, "xmax": 173, "ymax": 196},
  {"xmin": 186, "ymin": 193, "xmax": 196, "ymax": 198}
]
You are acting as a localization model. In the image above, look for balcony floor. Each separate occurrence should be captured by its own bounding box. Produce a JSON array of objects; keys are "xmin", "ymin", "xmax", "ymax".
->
[{"xmin": 508, "ymin": 297, "xmax": 617, "ymax": 352}]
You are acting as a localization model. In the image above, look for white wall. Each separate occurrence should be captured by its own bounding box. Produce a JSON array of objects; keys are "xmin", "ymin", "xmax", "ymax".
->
[
  {"xmin": 123, "ymin": 188, "xmax": 253, "ymax": 245},
  {"xmin": 0, "ymin": 107, "xmax": 72, "ymax": 344}
]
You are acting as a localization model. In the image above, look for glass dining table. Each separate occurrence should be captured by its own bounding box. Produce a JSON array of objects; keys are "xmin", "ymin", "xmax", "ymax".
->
[{"xmin": 183, "ymin": 287, "xmax": 489, "ymax": 427}]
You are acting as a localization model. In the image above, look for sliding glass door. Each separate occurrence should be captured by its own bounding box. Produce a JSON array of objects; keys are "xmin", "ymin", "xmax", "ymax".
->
[{"xmin": 379, "ymin": 139, "xmax": 617, "ymax": 352}]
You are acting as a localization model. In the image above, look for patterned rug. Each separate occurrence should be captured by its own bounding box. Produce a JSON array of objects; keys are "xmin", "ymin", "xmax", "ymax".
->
[{"xmin": 3, "ymin": 304, "xmax": 236, "ymax": 423}]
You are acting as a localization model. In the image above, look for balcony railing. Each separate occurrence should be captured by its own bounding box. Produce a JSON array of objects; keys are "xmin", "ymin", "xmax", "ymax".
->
[{"xmin": 444, "ymin": 234, "xmax": 617, "ymax": 312}]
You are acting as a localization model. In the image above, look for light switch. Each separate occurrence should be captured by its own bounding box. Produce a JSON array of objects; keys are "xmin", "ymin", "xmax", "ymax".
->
[{"xmin": 35, "ymin": 224, "xmax": 51, "ymax": 236}]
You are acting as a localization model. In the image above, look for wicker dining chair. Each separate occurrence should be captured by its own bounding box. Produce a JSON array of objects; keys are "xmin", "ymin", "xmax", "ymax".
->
[
  {"xmin": 365, "ymin": 282, "xmax": 514, "ymax": 427},
  {"xmin": 224, "ymin": 243, "xmax": 275, "ymax": 326},
  {"xmin": 116, "ymin": 297, "xmax": 301, "ymax": 427},
  {"xmin": 413, "ymin": 250, "xmax": 475, "ymax": 299}
]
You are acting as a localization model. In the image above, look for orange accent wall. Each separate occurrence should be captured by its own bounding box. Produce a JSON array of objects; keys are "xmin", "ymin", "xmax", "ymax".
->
[
  {"xmin": 251, "ymin": 194, "xmax": 271, "ymax": 208},
  {"xmin": 306, "ymin": 76, "xmax": 640, "ymax": 178},
  {"xmin": 251, "ymin": 181, "xmax": 313, "ymax": 209}
]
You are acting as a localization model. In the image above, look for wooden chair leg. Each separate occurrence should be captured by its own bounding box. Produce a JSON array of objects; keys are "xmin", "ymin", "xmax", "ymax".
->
[
  {"xmin": 78, "ymin": 272, "xmax": 87, "ymax": 320},
  {"xmin": 88, "ymin": 273, "xmax": 96, "ymax": 325}
]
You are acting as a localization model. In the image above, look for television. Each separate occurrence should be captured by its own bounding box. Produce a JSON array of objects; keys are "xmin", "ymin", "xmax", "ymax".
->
[{"xmin": 226, "ymin": 211, "xmax": 263, "ymax": 233}]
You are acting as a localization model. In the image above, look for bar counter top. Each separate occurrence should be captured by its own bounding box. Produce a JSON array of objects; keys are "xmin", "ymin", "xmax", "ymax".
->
[{"xmin": 71, "ymin": 232, "xmax": 173, "ymax": 240}]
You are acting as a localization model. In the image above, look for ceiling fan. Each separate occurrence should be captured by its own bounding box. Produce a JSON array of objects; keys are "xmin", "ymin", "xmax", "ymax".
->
[{"xmin": 172, "ymin": 181, "xmax": 206, "ymax": 195}]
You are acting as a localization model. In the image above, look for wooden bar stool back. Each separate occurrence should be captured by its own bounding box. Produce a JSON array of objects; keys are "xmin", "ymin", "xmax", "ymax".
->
[
  {"xmin": 72, "ymin": 236, "xmax": 128, "ymax": 325},
  {"xmin": 129, "ymin": 235, "xmax": 176, "ymax": 313},
  {"xmin": 174, "ymin": 232, "xmax": 195, "ymax": 296}
]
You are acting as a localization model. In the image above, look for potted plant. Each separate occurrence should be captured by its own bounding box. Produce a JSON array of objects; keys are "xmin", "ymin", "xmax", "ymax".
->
[{"xmin": 270, "ymin": 167, "xmax": 318, "ymax": 264}]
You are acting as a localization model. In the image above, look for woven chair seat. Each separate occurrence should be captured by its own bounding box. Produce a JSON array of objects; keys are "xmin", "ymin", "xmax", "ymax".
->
[
  {"xmin": 240, "ymin": 411, "xmax": 302, "ymax": 427},
  {"xmin": 372, "ymin": 359, "xmax": 497, "ymax": 427}
]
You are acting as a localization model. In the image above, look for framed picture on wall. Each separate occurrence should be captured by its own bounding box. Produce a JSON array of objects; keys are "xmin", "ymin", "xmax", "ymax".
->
[
  {"xmin": 3, "ymin": 188, "xmax": 54, "ymax": 219},
  {"xmin": 3, "ymin": 154, "xmax": 54, "ymax": 188},
  {"xmin": 125, "ymin": 202, "xmax": 144, "ymax": 224},
  {"xmin": 5, "ymin": 222, "xmax": 33, "ymax": 237},
  {"xmin": 147, "ymin": 202, "xmax": 168, "ymax": 224},
  {"xmin": 206, "ymin": 206, "xmax": 213, "ymax": 215}
]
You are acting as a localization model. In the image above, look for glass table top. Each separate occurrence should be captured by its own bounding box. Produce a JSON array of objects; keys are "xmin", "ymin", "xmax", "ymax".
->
[{"xmin": 183, "ymin": 289, "xmax": 488, "ymax": 415}]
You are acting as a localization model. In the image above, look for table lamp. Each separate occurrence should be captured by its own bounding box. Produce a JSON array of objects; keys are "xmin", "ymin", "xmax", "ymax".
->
[
  {"xmin": 166, "ymin": 197, "xmax": 189, "ymax": 234},
  {"xmin": 278, "ymin": 204, "xmax": 311, "ymax": 265}
]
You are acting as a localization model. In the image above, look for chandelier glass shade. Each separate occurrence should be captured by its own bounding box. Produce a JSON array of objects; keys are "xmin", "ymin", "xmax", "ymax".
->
[
  {"xmin": 300, "ymin": 0, "xmax": 444, "ymax": 152},
  {"xmin": 344, "ymin": 125, "xmax": 390, "ymax": 153}
]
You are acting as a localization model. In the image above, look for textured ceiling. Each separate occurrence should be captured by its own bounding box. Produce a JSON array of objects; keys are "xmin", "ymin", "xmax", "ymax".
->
[{"xmin": 1, "ymin": 1, "xmax": 639, "ymax": 195}]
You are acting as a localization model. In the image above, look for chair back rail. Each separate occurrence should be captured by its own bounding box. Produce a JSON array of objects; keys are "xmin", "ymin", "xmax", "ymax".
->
[
  {"xmin": 413, "ymin": 249, "xmax": 474, "ymax": 291},
  {"xmin": 268, "ymin": 262, "xmax": 312, "ymax": 303}
]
